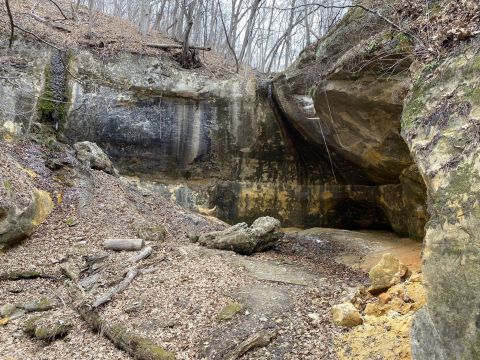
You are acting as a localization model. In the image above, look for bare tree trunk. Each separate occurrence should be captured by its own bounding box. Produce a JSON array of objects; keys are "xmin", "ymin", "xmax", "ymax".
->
[
  {"xmin": 285, "ymin": 0, "xmax": 296, "ymax": 69},
  {"xmin": 139, "ymin": 0, "xmax": 149, "ymax": 36},
  {"xmin": 5, "ymin": 0, "xmax": 14, "ymax": 49},
  {"xmin": 180, "ymin": 0, "xmax": 199, "ymax": 68},
  {"xmin": 218, "ymin": 0, "xmax": 239, "ymax": 73},
  {"xmin": 88, "ymin": 0, "xmax": 95, "ymax": 37},
  {"xmin": 238, "ymin": 0, "xmax": 262, "ymax": 63},
  {"xmin": 304, "ymin": 0, "xmax": 311, "ymax": 46}
]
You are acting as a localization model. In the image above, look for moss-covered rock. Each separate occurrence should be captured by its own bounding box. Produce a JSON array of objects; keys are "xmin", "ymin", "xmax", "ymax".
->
[
  {"xmin": 0, "ymin": 304, "xmax": 17, "ymax": 317},
  {"xmin": 217, "ymin": 303, "xmax": 245, "ymax": 321},
  {"xmin": 0, "ymin": 152, "xmax": 54, "ymax": 249}
]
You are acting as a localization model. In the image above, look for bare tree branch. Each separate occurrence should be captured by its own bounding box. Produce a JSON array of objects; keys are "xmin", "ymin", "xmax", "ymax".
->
[
  {"xmin": 262, "ymin": 2, "xmax": 425, "ymax": 46},
  {"xmin": 46, "ymin": 0, "xmax": 69, "ymax": 20}
]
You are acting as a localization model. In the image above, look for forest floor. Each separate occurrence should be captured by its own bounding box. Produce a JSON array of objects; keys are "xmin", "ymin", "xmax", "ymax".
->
[{"xmin": 0, "ymin": 139, "xmax": 422, "ymax": 360}]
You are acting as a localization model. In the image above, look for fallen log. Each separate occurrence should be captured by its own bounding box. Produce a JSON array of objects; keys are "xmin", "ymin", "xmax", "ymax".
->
[
  {"xmin": 146, "ymin": 43, "xmax": 211, "ymax": 51},
  {"xmin": 0, "ymin": 270, "xmax": 60, "ymax": 281},
  {"xmin": 67, "ymin": 283, "xmax": 175, "ymax": 360},
  {"xmin": 128, "ymin": 246, "xmax": 153, "ymax": 263},
  {"xmin": 103, "ymin": 238, "xmax": 144, "ymax": 251}
]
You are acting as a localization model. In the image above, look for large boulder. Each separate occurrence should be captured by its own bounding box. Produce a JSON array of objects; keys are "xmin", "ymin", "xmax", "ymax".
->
[
  {"xmin": 0, "ymin": 152, "xmax": 53, "ymax": 249},
  {"xmin": 197, "ymin": 216, "xmax": 282, "ymax": 255},
  {"xmin": 73, "ymin": 141, "xmax": 117, "ymax": 175}
]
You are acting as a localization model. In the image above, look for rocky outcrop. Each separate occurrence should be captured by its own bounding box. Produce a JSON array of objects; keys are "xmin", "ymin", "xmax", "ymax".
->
[
  {"xmin": 196, "ymin": 216, "xmax": 282, "ymax": 255},
  {"xmin": 402, "ymin": 45, "xmax": 480, "ymax": 359},
  {"xmin": 0, "ymin": 152, "xmax": 53, "ymax": 249},
  {"xmin": 270, "ymin": 7, "xmax": 428, "ymax": 240}
]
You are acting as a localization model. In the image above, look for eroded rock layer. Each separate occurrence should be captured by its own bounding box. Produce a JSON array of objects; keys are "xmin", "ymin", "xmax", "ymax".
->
[
  {"xmin": 1, "ymin": 35, "xmax": 427, "ymax": 236},
  {"xmin": 403, "ymin": 45, "xmax": 480, "ymax": 360}
]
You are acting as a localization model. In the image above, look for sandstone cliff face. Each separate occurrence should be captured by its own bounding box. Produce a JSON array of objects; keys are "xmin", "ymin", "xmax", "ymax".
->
[
  {"xmin": 56, "ymin": 49, "xmax": 401, "ymax": 230},
  {"xmin": 403, "ymin": 45, "xmax": 480, "ymax": 359},
  {"xmin": 271, "ymin": 9, "xmax": 427, "ymax": 240},
  {"xmin": 0, "ymin": 28, "xmax": 428, "ymax": 237}
]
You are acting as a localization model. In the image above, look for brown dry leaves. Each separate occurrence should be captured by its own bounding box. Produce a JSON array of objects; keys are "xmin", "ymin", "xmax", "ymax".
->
[
  {"xmin": 0, "ymin": 0, "xmax": 239, "ymax": 78},
  {"xmin": 395, "ymin": 0, "xmax": 480, "ymax": 59}
]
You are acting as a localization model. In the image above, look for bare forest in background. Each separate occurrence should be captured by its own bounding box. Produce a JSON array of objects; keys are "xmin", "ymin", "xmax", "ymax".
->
[{"xmin": 73, "ymin": 0, "xmax": 350, "ymax": 72}]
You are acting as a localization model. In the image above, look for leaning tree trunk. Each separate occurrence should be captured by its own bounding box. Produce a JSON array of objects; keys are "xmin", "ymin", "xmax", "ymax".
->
[{"xmin": 179, "ymin": 1, "xmax": 199, "ymax": 68}]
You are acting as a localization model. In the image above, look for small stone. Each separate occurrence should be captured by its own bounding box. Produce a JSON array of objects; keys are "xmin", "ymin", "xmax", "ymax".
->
[
  {"xmin": 65, "ymin": 217, "xmax": 78, "ymax": 227},
  {"xmin": 135, "ymin": 223, "xmax": 167, "ymax": 242},
  {"xmin": 188, "ymin": 233, "xmax": 199, "ymax": 243},
  {"xmin": 307, "ymin": 313, "xmax": 320, "ymax": 321},
  {"xmin": 409, "ymin": 272, "xmax": 422, "ymax": 283},
  {"xmin": 364, "ymin": 303, "xmax": 385, "ymax": 317},
  {"xmin": 259, "ymin": 316, "xmax": 268, "ymax": 322},
  {"xmin": 331, "ymin": 302, "xmax": 363, "ymax": 327},
  {"xmin": 0, "ymin": 317, "xmax": 10, "ymax": 326},
  {"xmin": 368, "ymin": 253, "xmax": 408, "ymax": 294},
  {"xmin": 378, "ymin": 293, "xmax": 392, "ymax": 305}
]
